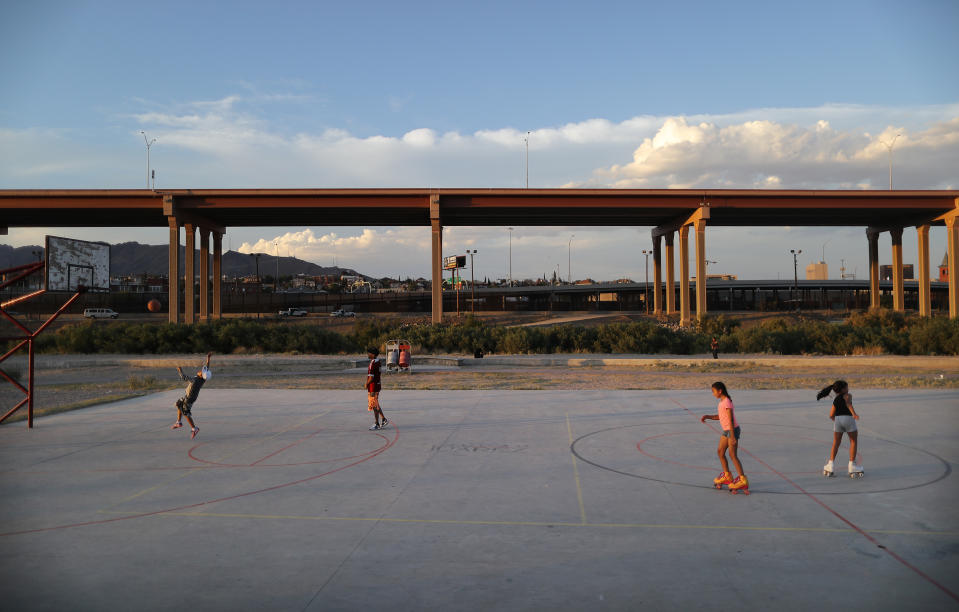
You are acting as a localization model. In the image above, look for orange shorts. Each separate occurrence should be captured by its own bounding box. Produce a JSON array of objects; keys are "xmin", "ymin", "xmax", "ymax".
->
[{"xmin": 367, "ymin": 393, "xmax": 380, "ymax": 411}]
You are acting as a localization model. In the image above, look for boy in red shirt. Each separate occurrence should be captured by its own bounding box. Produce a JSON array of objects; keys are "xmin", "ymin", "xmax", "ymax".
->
[{"xmin": 366, "ymin": 348, "xmax": 388, "ymax": 430}]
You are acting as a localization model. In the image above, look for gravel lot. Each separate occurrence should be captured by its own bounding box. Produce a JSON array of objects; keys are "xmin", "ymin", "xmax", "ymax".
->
[{"xmin": 2, "ymin": 352, "xmax": 956, "ymax": 424}]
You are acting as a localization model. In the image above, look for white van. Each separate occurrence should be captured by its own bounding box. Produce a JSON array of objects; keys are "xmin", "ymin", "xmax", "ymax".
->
[{"xmin": 83, "ymin": 308, "xmax": 119, "ymax": 319}]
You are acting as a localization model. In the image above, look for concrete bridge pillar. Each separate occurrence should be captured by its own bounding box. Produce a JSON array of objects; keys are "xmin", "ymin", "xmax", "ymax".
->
[
  {"xmin": 679, "ymin": 225, "xmax": 690, "ymax": 326},
  {"xmin": 168, "ymin": 218, "xmax": 180, "ymax": 323},
  {"xmin": 890, "ymin": 228, "xmax": 904, "ymax": 312},
  {"xmin": 184, "ymin": 223, "xmax": 196, "ymax": 324},
  {"xmin": 916, "ymin": 225, "xmax": 931, "ymax": 317},
  {"xmin": 213, "ymin": 232, "xmax": 222, "ymax": 319},
  {"xmin": 948, "ymin": 215, "xmax": 959, "ymax": 319},
  {"xmin": 664, "ymin": 232, "xmax": 675, "ymax": 315},
  {"xmin": 652, "ymin": 234, "xmax": 662, "ymax": 314},
  {"xmin": 867, "ymin": 229, "xmax": 880, "ymax": 310},
  {"xmin": 199, "ymin": 229, "xmax": 210, "ymax": 320},
  {"xmin": 694, "ymin": 218, "xmax": 707, "ymax": 322}
]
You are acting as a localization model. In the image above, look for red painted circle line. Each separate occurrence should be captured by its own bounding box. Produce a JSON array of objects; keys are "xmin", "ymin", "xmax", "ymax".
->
[
  {"xmin": 636, "ymin": 431, "xmax": 822, "ymax": 475},
  {"xmin": 0, "ymin": 423, "xmax": 400, "ymax": 538},
  {"xmin": 669, "ymin": 398, "xmax": 958, "ymax": 604},
  {"xmin": 187, "ymin": 427, "xmax": 390, "ymax": 467}
]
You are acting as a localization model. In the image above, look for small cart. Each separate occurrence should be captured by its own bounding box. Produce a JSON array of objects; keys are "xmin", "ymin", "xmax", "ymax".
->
[{"xmin": 385, "ymin": 339, "xmax": 412, "ymax": 374}]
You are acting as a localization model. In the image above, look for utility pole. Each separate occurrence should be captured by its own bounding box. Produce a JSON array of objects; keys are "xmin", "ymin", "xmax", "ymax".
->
[
  {"xmin": 790, "ymin": 249, "xmax": 802, "ymax": 312},
  {"xmin": 568, "ymin": 234, "xmax": 574, "ymax": 285},
  {"xmin": 879, "ymin": 133, "xmax": 901, "ymax": 190},
  {"xmin": 140, "ymin": 132, "xmax": 156, "ymax": 189},
  {"xmin": 525, "ymin": 132, "xmax": 530, "ymax": 188},
  {"xmin": 507, "ymin": 227, "xmax": 514, "ymax": 287},
  {"xmin": 467, "ymin": 249, "xmax": 478, "ymax": 313},
  {"xmin": 249, "ymin": 253, "xmax": 261, "ymax": 318}
]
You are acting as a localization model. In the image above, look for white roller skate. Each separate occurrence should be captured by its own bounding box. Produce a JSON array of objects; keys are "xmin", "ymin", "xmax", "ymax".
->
[
  {"xmin": 822, "ymin": 460, "xmax": 834, "ymax": 477},
  {"xmin": 848, "ymin": 460, "xmax": 864, "ymax": 478}
]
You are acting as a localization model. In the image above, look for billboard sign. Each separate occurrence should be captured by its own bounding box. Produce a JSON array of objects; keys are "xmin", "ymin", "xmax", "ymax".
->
[{"xmin": 443, "ymin": 255, "xmax": 466, "ymax": 270}]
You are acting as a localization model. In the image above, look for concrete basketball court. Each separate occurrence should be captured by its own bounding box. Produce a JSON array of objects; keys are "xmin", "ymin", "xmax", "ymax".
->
[{"xmin": 1, "ymin": 386, "xmax": 957, "ymax": 611}]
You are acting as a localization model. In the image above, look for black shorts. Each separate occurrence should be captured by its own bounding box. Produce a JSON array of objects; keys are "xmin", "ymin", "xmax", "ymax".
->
[{"xmin": 176, "ymin": 397, "xmax": 193, "ymax": 416}]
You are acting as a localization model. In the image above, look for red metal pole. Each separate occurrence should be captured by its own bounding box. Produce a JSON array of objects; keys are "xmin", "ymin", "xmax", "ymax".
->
[
  {"xmin": 27, "ymin": 337, "xmax": 34, "ymax": 428},
  {"xmin": 0, "ymin": 338, "xmax": 29, "ymax": 364},
  {"xmin": 0, "ymin": 365, "xmax": 28, "ymax": 395},
  {"xmin": 1, "ymin": 310, "xmax": 32, "ymax": 335},
  {"xmin": 32, "ymin": 292, "xmax": 82, "ymax": 337},
  {"xmin": 0, "ymin": 397, "xmax": 29, "ymax": 424},
  {"xmin": 1, "ymin": 288, "xmax": 47, "ymax": 310},
  {"xmin": 0, "ymin": 262, "xmax": 44, "ymax": 292}
]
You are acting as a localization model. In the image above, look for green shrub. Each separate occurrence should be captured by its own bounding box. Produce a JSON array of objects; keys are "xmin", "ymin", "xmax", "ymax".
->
[{"xmin": 17, "ymin": 310, "xmax": 959, "ymax": 356}]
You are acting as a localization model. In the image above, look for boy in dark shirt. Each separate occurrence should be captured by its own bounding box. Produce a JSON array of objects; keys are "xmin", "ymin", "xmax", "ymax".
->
[
  {"xmin": 172, "ymin": 352, "xmax": 212, "ymax": 439},
  {"xmin": 366, "ymin": 347, "xmax": 388, "ymax": 430}
]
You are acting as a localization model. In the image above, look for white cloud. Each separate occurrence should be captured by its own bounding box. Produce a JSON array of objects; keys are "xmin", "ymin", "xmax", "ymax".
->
[
  {"xmin": 401, "ymin": 128, "xmax": 436, "ymax": 147},
  {"xmin": 2, "ymin": 99, "xmax": 957, "ymax": 280},
  {"xmin": 586, "ymin": 113, "xmax": 959, "ymax": 190}
]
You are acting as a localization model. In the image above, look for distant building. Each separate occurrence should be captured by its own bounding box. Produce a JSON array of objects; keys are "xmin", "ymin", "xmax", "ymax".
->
[
  {"xmin": 110, "ymin": 274, "xmax": 167, "ymax": 293},
  {"xmin": 290, "ymin": 274, "xmax": 316, "ymax": 289},
  {"xmin": 806, "ymin": 261, "xmax": 828, "ymax": 280},
  {"xmin": 880, "ymin": 264, "xmax": 914, "ymax": 280},
  {"xmin": 941, "ymin": 252, "xmax": 949, "ymax": 282}
]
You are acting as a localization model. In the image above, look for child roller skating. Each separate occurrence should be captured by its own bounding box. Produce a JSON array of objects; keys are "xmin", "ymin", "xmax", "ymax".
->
[
  {"xmin": 816, "ymin": 380, "xmax": 863, "ymax": 479},
  {"xmin": 365, "ymin": 347, "xmax": 388, "ymax": 430},
  {"xmin": 701, "ymin": 381, "xmax": 749, "ymax": 495},
  {"xmin": 172, "ymin": 352, "xmax": 212, "ymax": 440}
]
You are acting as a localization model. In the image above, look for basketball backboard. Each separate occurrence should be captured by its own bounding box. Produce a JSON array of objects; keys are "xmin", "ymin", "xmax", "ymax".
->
[{"xmin": 45, "ymin": 235, "xmax": 110, "ymax": 292}]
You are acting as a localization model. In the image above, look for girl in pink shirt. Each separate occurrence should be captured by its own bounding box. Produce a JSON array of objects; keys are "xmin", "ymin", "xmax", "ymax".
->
[{"xmin": 701, "ymin": 381, "xmax": 749, "ymax": 494}]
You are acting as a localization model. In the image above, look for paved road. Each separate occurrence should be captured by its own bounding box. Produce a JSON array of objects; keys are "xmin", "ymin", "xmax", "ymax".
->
[{"xmin": 1, "ymin": 388, "xmax": 957, "ymax": 611}]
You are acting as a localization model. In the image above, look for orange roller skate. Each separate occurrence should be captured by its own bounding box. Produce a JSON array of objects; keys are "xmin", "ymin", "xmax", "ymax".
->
[
  {"xmin": 712, "ymin": 471, "xmax": 733, "ymax": 490},
  {"xmin": 728, "ymin": 475, "xmax": 750, "ymax": 495}
]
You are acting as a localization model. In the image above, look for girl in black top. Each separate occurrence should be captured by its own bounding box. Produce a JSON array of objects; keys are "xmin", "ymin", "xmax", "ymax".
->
[{"xmin": 816, "ymin": 380, "xmax": 862, "ymax": 477}]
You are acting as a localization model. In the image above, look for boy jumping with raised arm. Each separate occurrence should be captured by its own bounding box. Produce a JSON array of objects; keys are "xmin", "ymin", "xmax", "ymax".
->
[{"xmin": 172, "ymin": 352, "xmax": 212, "ymax": 439}]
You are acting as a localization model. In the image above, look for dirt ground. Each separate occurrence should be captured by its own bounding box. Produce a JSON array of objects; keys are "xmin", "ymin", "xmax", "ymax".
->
[{"xmin": 1, "ymin": 352, "xmax": 957, "ymax": 425}]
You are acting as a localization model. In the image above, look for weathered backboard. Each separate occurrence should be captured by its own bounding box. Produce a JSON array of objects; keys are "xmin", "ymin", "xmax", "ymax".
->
[{"xmin": 45, "ymin": 235, "xmax": 110, "ymax": 292}]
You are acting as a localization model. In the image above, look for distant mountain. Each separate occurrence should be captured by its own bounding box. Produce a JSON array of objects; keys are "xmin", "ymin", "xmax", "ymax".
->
[
  {"xmin": 0, "ymin": 242, "xmax": 367, "ymax": 279},
  {"xmin": 0, "ymin": 244, "xmax": 45, "ymax": 269}
]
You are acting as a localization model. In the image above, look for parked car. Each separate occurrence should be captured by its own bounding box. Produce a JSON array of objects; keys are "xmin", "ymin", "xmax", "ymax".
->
[
  {"xmin": 278, "ymin": 307, "xmax": 308, "ymax": 317},
  {"xmin": 83, "ymin": 308, "xmax": 119, "ymax": 319},
  {"xmin": 330, "ymin": 309, "xmax": 355, "ymax": 317}
]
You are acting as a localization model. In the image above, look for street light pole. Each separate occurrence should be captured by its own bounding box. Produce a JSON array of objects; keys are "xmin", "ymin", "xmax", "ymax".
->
[
  {"xmin": 274, "ymin": 241, "xmax": 279, "ymax": 292},
  {"xmin": 140, "ymin": 131, "xmax": 156, "ymax": 189},
  {"xmin": 568, "ymin": 234, "xmax": 574, "ymax": 284},
  {"xmin": 790, "ymin": 249, "xmax": 802, "ymax": 312},
  {"xmin": 249, "ymin": 253, "xmax": 261, "ymax": 319},
  {"xmin": 879, "ymin": 133, "xmax": 901, "ymax": 190},
  {"xmin": 525, "ymin": 132, "xmax": 530, "ymax": 189},
  {"xmin": 642, "ymin": 249, "xmax": 651, "ymax": 314},
  {"xmin": 467, "ymin": 249, "xmax": 477, "ymax": 313},
  {"xmin": 507, "ymin": 227, "xmax": 513, "ymax": 287}
]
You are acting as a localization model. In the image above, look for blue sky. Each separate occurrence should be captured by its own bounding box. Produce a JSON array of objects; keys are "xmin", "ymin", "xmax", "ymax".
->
[{"xmin": 2, "ymin": 0, "xmax": 958, "ymax": 282}]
